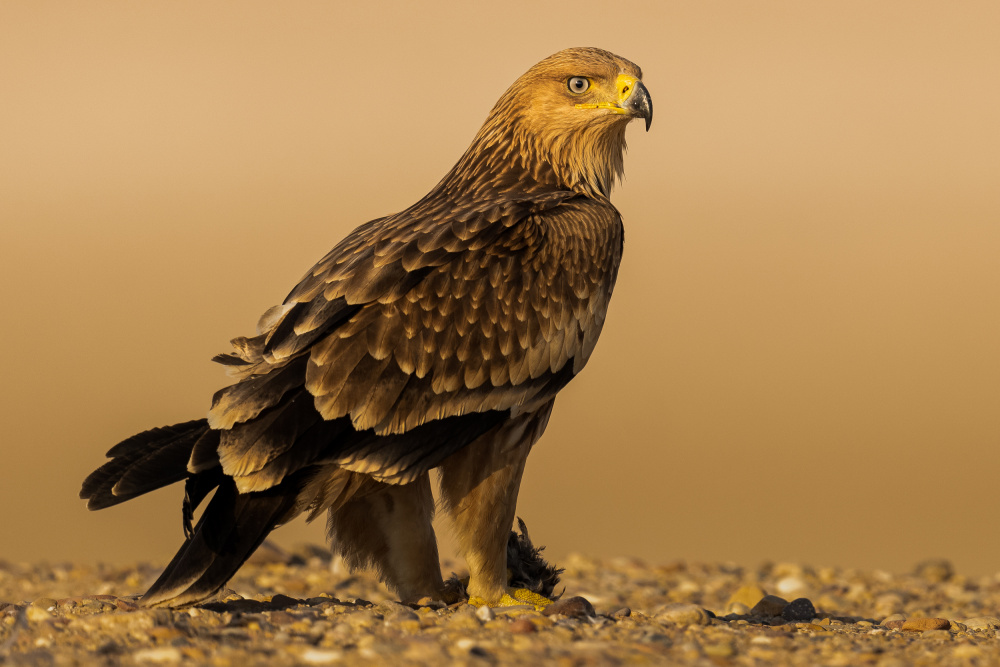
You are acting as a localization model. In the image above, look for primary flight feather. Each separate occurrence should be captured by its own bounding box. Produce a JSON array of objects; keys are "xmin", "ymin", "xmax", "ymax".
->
[{"xmin": 81, "ymin": 47, "xmax": 652, "ymax": 608}]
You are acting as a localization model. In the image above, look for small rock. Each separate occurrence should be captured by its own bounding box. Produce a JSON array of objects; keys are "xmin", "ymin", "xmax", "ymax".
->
[
  {"xmin": 30, "ymin": 598, "xmax": 58, "ymax": 612},
  {"xmin": 612, "ymin": 607, "xmax": 631, "ymax": 619},
  {"xmin": 874, "ymin": 592, "xmax": 906, "ymax": 617},
  {"xmin": 914, "ymin": 559, "xmax": 953, "ymax": 583},
  {"xmin": 920, "ymin": 629, "xmax": 952, "ymax": 640},
  {"xmin": 414, "ymin": 597, "xmax": 445, "ymax": 609},
  {"xmin": 727, "ymin": 584, "xmax": 766, "ymax": 609},
  {"xmin": 880, "ymin": 613, "xmax": 907, "ymax": 628},
  {"xmin": 475, "ymin": 605, "xmax": 495, "ymax": 622},
  {"xmin": 377, "ymin": 601, "xmax": 419, "ymax": 623},
  {"xmin": 509, "ymin": 618, "xmax": 537, "ymax": 634},
  {"xmin": 795, "ymin": 623, "xmax": 829, "ymax": 632},
  {"xmin": 492, "ymin": 604, "xmax": 534, "ymax": 614},
  {"xmin": 25, "ymin": 605, "xmax": 51, "ymax": 622},
  {"xmin": 542, "ymin": 596, "xmax": 595, "ymax": 618},
  {"xmin": 269, "ymin": 611, "xmax": 297, "ymax": 625},
  {"xmin": 963, "ymin": 616, "xmax": 1000, "ymax": 630},
  {"xmin": 300, "ymin": 649, "xmax": 344, "ymax": 665},
  {"xmin": 727, "ymin": 602, "xmax": 750, "ymax": 616},
  {"xmin": 656, "ymin": 603, "xmax": 711, "ymax": 627},
  {"xmin": 269, "ymin": 594, "xmax": 299, "ymax": 608},
  {"xmin": 901, "ymin": 617, "xmax": 951, "ymax": 632},
  {"xmin": 703, "ymin": 641, "xmax": 735, "ymax": 657},
  {"xmin": 115, "ymin": 599, "xmax": 139, "ymax": 612},
  {"xmin": 750, "ymin": 595, "xmax": 789, "ymax": 618},
  {"xmin": 775, "ymin": 577, "xmax": 807, "ymax": 597},
  {"xmin": 781, "ymin": 598, "xmax": 816, "ymax": 622},
  {"xmin": 132, "ymin": 648, "xmax": 183, "ymax": 664}
]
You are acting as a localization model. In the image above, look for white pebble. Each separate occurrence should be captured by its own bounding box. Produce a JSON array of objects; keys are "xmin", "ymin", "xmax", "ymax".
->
[
  {"xmin": 300, "ymin": 649, "xmax": 344, "ymax": 664},
  {"xmin": 776, "ymin": 576, "xmax": 807, "ymax": 596},
  {"xmin": 132, "ymin": 648, "xmax": 182, "ymax": 664}
]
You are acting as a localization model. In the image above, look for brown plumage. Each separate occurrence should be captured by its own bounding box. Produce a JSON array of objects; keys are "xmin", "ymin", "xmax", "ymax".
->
[{"xmin": 80, "ymin": 47, "xmax": 652, "ymax": 608}]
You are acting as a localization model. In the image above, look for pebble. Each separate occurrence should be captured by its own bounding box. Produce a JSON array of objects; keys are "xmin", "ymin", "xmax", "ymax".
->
[
  {"xmin": 132, "ymin": 647, "xmax": 183, "ymax": 663},
  {"xmin": 270, "ymin": 593, "xmax": 299, "ymax": 608},
  {"xmin": 5, "ymin": 555, "xmax": 1000, "ymax": 666},
  {"xmin": 475, "ymin": 605, "xmax": 495, "ymax": 622},
  {"xmin": 728, "ymin": 602, "xmax": 751, "ymax": 615},
  {"xmin": 656, "ymin": 603, "xmax": 711, "ymax": 627},
  {"xmin": 913, "ymin": 559, "xmax": 954, "ymax": 583},
  {"xmin": 776, "ymin": 577, "xmax": 807, "ymax": 597},
  {"xmin": 901, "ymin": 617, "xmax": 951, "ymax": 632},
  {"xmin": 377, "ymin": 600, "xmax": 419, "ymax": 622},
  {"xmin": 750, "ymin": 595, "xmax": 790, "ymax": 618},
  {"xmin": 542, "ymin": 596, "xmax": 595, "ymax": 618},
  {"xmin": 30, "ymin": 598, "xmax": 58, "ymax": 611},
  {"xmin": 703, "ymin": 641, "xmax": 736, "ymax": 657},
  {"xmin": 25, "ymin": 605, "xmax": 51, "ymax": 622},
  {"xmin": 781, "ymin": 598, "xmax": 817, "ymax": 622},
  {"xmin": 880, "ymin": 613, "xmax": 907, "ymax": 628},
  {"xmin": 300, "ymin": 649, "xmax": 344, "ymax": 664},
  {"xmin": 509, "ymin": 618, "xmax": 537, "ymax": 634},
  {"xmin": 727, "ymin": 584, "xmax": 766, "ymax": 609},
  {"xmin": 965, "ymin": 616, "xmax": 1000, "ymax": 630},
  {"xmin": 115, "ymin": 599, "xmax": 139, "ymax": 612}
]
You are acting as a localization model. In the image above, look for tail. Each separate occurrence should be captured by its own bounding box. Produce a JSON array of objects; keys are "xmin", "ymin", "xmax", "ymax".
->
[
  {"xmin": 80, "ymin": 419, "xmax": 309, "ymax": 608},
  {"xmin": 80, "ymin": 420, "xmax": 210, "ymax": 510},
  {"xmin": 140, "ymin": 471, "xmax": 311, "ymax": 607}
]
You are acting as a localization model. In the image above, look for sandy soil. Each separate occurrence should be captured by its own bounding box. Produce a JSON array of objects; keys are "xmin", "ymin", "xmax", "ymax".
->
[{"xmin": 3, "ymin": 546, "xmax": 999, "ymax": 666}]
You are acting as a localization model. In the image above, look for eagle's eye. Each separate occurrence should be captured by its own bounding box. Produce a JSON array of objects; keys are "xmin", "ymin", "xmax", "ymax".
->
[{"xmin": 567, "ymin": 77, "xmax": 590, "ymax": 94}]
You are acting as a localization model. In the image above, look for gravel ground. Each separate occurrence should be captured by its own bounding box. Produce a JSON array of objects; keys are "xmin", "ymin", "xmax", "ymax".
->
[{"xmin": 3, "ymin": 546, "xmax": 1000, "ymax": 666}]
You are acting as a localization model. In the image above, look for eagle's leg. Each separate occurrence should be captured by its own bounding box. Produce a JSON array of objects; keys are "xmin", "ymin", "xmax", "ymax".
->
[
  {"xmin": 438, "ymin": 401, "xmax": 555, "ymax": 608},
  {"xmin": 326, "ymin": 472, "xmax": 446, "ymax": 602}
]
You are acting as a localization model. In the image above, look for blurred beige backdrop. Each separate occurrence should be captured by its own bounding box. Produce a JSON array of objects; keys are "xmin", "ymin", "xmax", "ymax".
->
[{"xmin": 2, "ymin": 1, "xmax": 998, "ymax": 577}]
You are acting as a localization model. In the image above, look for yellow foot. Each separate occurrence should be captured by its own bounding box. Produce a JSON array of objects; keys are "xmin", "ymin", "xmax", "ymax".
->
[{"xmin": 469, "ymin": 588, "xmax": 554, "ymax": 611}]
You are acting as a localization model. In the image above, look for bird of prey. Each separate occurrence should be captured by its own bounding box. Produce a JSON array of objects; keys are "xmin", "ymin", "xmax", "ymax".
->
[{"xmin": 80, "ymin": 47, "xmax": 652, "ymax": 609}]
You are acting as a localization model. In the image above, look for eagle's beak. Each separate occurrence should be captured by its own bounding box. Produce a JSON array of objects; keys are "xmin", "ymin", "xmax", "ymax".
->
[{"xmin": 617, "ymin": 75, "xmax": 653, "ymax": 131}]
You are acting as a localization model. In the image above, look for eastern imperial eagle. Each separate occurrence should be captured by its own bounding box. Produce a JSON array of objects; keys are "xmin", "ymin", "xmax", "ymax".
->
[{"xmin": 81, "ymin": 47, "xmax": 652, "ymax": 608}]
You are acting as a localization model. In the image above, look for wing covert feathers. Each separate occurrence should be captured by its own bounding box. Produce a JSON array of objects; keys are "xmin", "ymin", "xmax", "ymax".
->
[{"xmin": 208, "ymin": 199, "xmax": 621, "ymax": 438}]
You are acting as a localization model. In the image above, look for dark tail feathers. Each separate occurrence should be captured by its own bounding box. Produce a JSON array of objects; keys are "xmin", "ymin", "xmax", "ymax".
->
[
  {"xmin": 80, "ymin": 420, "xmax": 210, "ymax": 510},
  {"xmin": 141, "ymin": 472, "xmax": 309, "ymax": 608},
  {"xmin": 81, "ymin": 419, "xmax": 313, "ymax": 608}
]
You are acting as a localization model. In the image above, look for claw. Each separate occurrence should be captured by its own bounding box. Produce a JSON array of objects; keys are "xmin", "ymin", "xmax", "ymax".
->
[{"xmin": 469, "ymin": 587, "xmax": 554, "ymax": 611}]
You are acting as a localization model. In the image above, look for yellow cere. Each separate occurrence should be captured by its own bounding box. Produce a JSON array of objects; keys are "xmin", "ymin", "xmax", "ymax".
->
[{"xmin": 575, "ymin": 74, "xmax": 640, "ymax": 114}]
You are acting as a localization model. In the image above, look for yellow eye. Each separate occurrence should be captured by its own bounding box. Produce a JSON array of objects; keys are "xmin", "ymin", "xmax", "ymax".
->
[{"xmin": 567, "ymin": 77, "xmax": 590, "ymax": 94}]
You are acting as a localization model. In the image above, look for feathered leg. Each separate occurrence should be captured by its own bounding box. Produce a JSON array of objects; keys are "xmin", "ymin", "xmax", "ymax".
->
[
  {"xmin": 438, "ymin": 400, "xmax": 554, "ymax": 606},
  {"xmin": 326, "ymin": 472, "xmax": 445, "ymax": 602}
]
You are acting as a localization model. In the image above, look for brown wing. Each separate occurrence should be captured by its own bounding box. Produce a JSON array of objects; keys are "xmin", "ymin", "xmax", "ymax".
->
[{"xmin": 206, "ymin": 196, "xmax": 622, "ymax": 487}]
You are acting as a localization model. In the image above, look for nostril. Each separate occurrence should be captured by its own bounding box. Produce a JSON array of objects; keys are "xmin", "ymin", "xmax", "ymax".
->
[{"xmin": 622, "ymin": 85, "xmax": 630, "ymax": 96}]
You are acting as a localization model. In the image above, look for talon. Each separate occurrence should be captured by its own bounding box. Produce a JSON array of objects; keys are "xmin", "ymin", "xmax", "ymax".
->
[{"xmin": 469, "ymin": 587, "xmax": 554, "ymax": 611}]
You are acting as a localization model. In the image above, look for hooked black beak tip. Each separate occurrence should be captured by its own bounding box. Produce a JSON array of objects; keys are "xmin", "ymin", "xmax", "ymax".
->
[{"xmin": 623, "ymin": 79, "xmax": 653, "ymax": 132}]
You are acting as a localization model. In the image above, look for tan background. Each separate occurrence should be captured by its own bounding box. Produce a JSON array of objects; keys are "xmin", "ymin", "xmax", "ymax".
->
[{"xmin": 2, "ymin": 1, "xmax": 998, "ymax": 577}]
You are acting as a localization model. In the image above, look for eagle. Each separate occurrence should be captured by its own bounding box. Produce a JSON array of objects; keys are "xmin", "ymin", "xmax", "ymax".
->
[{"xmin": 80, "ymin": 47, "xmax": 652, "ymax": 609}]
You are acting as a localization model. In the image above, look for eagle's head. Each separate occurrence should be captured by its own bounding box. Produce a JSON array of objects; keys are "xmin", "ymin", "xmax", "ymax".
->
[{"xmin": 466, "ymin": 47, "xmax": 652, "ymax": 199}]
